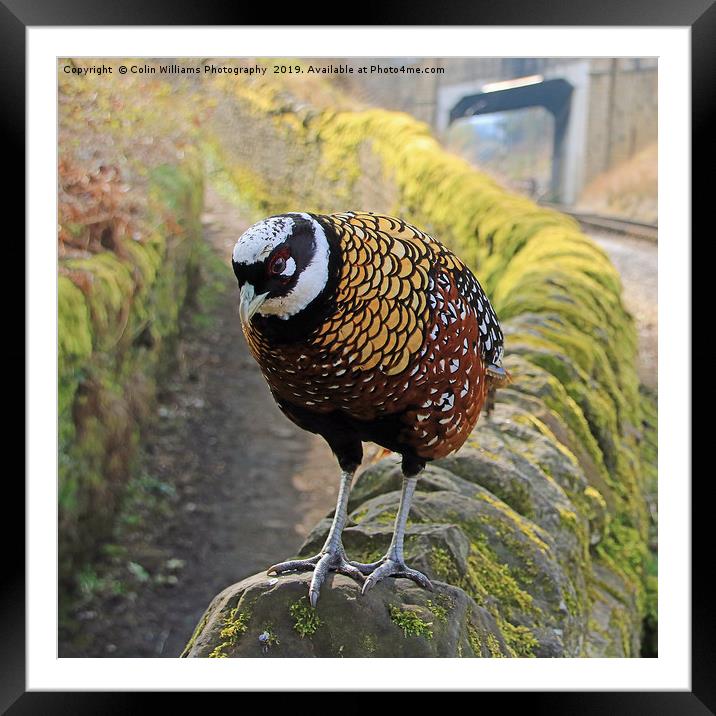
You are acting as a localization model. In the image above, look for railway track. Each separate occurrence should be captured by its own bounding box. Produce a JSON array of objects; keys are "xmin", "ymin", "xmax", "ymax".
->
[{"xmin": 540, "ymin": 203, "xmax": 658, "ymax": 242}]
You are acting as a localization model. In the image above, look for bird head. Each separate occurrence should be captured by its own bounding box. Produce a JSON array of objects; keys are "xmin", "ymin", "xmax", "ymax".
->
[{"xmin": 232, "ymin": 213, "xmax": 330, "ymax": 325}]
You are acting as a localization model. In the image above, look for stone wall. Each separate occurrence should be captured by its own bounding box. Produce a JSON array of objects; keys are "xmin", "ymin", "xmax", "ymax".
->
[
  {"xmin": 182, "ymin": 72, "xmax": 656, "ymax": 657},
  {"xmin": 59, "ymin": 156, "xmax": 204, "ymax": 583}
]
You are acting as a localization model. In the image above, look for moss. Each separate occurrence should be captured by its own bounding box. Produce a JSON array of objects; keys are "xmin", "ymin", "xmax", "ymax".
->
[
  {"xmin": 426, "ymin": 600, "xmax": 448, "ymax": 623},
  {"xmin": 361, "ymin": 633, "xmax": 377, "ymax": 655},
  {"xmin": 466, "ymin": 549, "xmax": 537, "ymax": 619},
  {"xmin": 289, "ymin": 597, "xmax": 323, "ymax": 638},
  {"xmin": 495, "ymin": 480, "xmax": 534, "ymax": 520},
  {"xmin": 466, "ymin": 620, "xmax": 483, "ymax": 656},
  {"xmin": 58, "ymin": 277, "xmax": 93, "ymax": 368},
  {"xmin": 453, "ymin": 533, "xmax": 541, "ymax": 658},
  {"xmin": 350, "ymin": 507, "xmax": 369, "ymax": 524},
  {"xmin": 443, "ymin": 453, "xmax": 536, "ymax": 518},
  {"xmin": 486, "ymin": 633, "xmax": 506, "ymax": 658},
  {"xmin": 643, "ymin": 572, "xmax": 658, "ymax": 657},
  {"xmin": 473, "ymin": 491, "xmax": 550, "ymax": 554},
  {"xmin": 62, "ymin": 252, "xmax": 136, "ymax": 351},
  {"xmin": 388, "ymin": 604, "xmax": 434, "ymax": 639},
  {"xmin": 608, "ymin": 609, "xmax": 633, "ymax": 658},
  {"xmin": 558, "ymin": 506, "xmax": 578, "ymax": 529},
  {"xmin": 374, "ymin": 509, "xmax": 398, "ymax": 525},
  {"xmin": 59, "ymin": 155, "xmax": 205, "ymax": 588},
  {"xmin": 638, "ymin": 387, "xmax": 658, "ymax": 655},
  {"xmin": 562, "ymin": 584, "xmax": 580, "ymax": 618},
  {"xmin": 429, "ymin": 546, "xmax": 461, "ymax": 584},
  {"xmin": 583, "ymin": 486, "xmax": 610, "ymax": 544},
  {"xmin": 208, "ymin": 607, "xmax": 251, "ymax": 658},
  {"xmin": 595, "ymin": 518, "xmax": 648, "ymax": 613},
  {"xmin": 424, "ymin": 526, "xmax": 540, "ymax": 657},
  {"xmin": 348, "ymin": 546, "xmax": 386, "ymax": 565},
  {"xmin": 499, "ymin": 623, "xmax": 538, "ymax": 657}
]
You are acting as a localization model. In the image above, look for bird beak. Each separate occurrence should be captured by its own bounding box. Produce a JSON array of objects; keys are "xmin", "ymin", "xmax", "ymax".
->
[{"xmin": 239, "ymin": 283, "xmax": 269, "ymax": 326}]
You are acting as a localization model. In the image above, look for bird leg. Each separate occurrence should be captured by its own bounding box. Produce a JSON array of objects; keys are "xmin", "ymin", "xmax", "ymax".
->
[
  {"xmin": 349, "ymin": 476, "xmax": 434, "ymax": 594},
  {"xmin": 267, "ymin": 470, "xmax": 365, "ymax": 606}
]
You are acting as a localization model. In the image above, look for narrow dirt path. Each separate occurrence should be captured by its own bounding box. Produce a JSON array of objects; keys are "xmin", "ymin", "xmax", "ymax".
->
[
  {"xmin": 60, "ymin": 186, "xmax": 338, "ymax": 657},
  {"xmin": 589, "ymin": 232, "xmax": 658, "ymax": 391},
  {"xmin": 152, "ymin": 187, "xmax": 339, "ymax": 656}
]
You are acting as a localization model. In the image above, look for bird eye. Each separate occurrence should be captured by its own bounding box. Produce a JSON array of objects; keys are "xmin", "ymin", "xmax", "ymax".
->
[{"xmin": 269, "ymin": 255, "xmax": 287, "ymax": 275}]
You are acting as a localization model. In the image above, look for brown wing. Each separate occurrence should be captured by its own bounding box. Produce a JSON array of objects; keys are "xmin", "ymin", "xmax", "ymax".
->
[
  {"xmin": 398, "ymin": 266, "xmax": 490, "ymax": 459},
  {"xmin": 314, "ymin": 212, "xmax": 468, "ymax": 377}
]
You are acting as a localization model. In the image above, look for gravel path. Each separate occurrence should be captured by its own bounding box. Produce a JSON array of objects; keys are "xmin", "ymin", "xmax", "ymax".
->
[{"xmin": 589, "ymin": 232, "xmax": 658, "ymax": 391}]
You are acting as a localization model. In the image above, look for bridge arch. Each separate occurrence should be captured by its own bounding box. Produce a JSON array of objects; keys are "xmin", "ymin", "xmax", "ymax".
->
[{"xmin": 437, "ymin": 62, "xmax": 590, "ymax": 204}]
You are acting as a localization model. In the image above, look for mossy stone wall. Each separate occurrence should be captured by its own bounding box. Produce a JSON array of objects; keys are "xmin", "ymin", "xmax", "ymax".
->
[{"xmin": 58, "ymin": 154, "xmax": 204, "ymax": 583}]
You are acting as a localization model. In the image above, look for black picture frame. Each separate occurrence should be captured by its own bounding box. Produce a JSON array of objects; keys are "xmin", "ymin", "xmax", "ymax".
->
[{"xmin": 9, "ymin": 0, "xmax": 706, "ymax": 710}]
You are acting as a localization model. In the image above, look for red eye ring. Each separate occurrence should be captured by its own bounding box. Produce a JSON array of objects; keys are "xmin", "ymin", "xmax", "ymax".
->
[
  {"xmin": 268, "ymin": 248, "xmax": 290, "ymax": 277},
  {"xmin": 270, "ymin": 256, "xmax": 286, "ymax": 274}
]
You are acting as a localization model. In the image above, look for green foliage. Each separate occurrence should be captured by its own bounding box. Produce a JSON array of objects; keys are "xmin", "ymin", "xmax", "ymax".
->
[
  {"xmin": 426, "ymin": 599, "xmax": 449, "ymax": 623},
  {"xmin": 466, "ymin": 620, "xmax": 483, "ymax": 656}
]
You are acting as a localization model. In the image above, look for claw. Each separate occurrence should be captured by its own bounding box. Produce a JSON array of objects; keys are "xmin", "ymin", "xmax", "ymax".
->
[
  {"xmin": 267, "ymin": 555, "xmax": 319, "ymax": 576},
  {"xmin": 267, "ymin": 547, "xmax": 365, "ymax": 606},
  {"xmin": 359, "ymin": 558, "xmax": 434, "ymax": 595},
  {"xmin": 361, "ymin": 576, "xmax": 377, "ymax": 596},
  {"xmin": 308, "ymin": 553, "xmax": 332, "ymax": 603},
  {"xmin": 402, "ymin": 569, "xmax": 434, "ymax": 591}
]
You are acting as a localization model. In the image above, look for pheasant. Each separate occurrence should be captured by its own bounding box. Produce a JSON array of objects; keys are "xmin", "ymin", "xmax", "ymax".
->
[{"xmin": 232, "ymin": 212, "xmax": 507, "ymax": 606}]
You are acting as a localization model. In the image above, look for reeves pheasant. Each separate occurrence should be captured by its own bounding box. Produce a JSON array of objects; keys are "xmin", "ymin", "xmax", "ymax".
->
[{"xmin": 232, "ymin": 212, "xmax": 507, "ymax": 606}]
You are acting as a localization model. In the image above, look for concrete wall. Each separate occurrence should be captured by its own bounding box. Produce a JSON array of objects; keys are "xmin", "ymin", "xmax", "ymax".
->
[{"xmin": 585, "ymin": 58, "xmax": 658, "ymax": 184}]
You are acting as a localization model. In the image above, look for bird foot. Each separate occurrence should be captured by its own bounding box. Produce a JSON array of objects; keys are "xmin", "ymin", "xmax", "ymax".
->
[
  {"xmin": 350, "ymin": 556, "xmax": 434, "ymax": 595},
  {"xmin": 347, "ymin": 557, "xmax": 387, "ymax": 575},
  {"xmin": 267, "ymin": 547, "xmax": 365, "ymax": 607}
]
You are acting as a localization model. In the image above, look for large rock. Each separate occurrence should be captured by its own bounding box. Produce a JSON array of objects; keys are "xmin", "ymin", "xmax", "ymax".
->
[{"xmin": 182, "ymin": 572, "xmax": 509, "ymax": 658}]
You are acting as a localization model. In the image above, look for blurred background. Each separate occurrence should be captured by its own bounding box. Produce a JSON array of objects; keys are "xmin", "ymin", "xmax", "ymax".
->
[
  {"xmin": 58, "ymin": 57, "xmax": 657, "ymax": 658},
  {"xmin": 334, "ymin": 57, "xmax": 657, "ymax": 388},
  {"xmin": 335, "ymin": 57, "xmax": 657, "ymax": 223}
]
